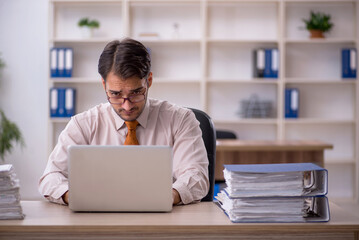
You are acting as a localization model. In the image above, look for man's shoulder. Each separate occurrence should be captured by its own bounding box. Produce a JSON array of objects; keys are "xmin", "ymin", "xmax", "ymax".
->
[{"xmin": 149, "ymin": 98, "xmax": 191, "ymax": 117}]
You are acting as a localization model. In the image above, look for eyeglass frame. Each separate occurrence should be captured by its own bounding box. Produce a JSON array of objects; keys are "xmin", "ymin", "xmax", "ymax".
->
[{"xmin": 105, "ymin": 80, "xmax": 148, "ymax": 105}]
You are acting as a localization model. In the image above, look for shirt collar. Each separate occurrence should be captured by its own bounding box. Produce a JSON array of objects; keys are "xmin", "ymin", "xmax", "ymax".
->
[{"xmin": 111, "ymin": 99, "xmax": 150, "ymax": 131}]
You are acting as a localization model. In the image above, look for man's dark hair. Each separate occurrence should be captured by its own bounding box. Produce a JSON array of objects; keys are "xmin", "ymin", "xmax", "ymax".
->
[{"xmin": 98, "ymin": 38, "xmax": 151, "ymax": 81}]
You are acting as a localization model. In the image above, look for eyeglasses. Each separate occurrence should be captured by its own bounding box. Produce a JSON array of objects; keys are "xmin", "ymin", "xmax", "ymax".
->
[{"xmin": 106, "ymin": 88, "xmax": 147, "ymax": 105}]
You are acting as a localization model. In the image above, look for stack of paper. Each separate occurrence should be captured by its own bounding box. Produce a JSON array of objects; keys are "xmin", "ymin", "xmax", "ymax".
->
[
  {"xmin": 216, "ymin": 163, "xmax": 330, "ymax": 223},
  {"xmin": 0, "ymin": 164, "xmax": 24, "ymax": 220}
]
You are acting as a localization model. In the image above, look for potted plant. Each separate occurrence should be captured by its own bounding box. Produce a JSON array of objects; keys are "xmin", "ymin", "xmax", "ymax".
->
[
  {"xmin": 78, "ymin": 17, "xmax": 100, "ymax": 38},
  {"xmin": 0, "ymin": 54, "xmax": 25, "ymax": 161},
  {"xmin": 0, "ymin": 110, "xmax": 25, "ymax": 161},
  {"xmin": 302, "ymin": 11, "xmax": 333, "ymax": 38}
]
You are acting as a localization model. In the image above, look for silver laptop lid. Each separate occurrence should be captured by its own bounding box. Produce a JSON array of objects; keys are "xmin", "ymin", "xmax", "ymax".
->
[{"xmin": 68, "ymin": 145, "xmax": 173, "ymax": 212}]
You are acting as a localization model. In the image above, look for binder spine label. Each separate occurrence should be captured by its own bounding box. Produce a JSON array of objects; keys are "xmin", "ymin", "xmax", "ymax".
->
[{"xmin": 257, "ymin": 49, "xmax": 265, "ymax": 70}]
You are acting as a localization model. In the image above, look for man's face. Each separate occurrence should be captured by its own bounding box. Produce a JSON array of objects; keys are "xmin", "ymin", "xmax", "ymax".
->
[{"xmin": 102, "ymin": 71, "xmax": 152, "ymax": 121}]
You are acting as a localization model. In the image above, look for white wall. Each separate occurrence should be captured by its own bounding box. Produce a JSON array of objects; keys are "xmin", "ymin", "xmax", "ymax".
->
[{"xmin": 0, "ymin": 0, "xmax": 48, "ymax": 200}]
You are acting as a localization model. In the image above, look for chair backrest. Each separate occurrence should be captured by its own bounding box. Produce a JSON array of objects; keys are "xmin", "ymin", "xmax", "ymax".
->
[
  {"xmin": 189, "ymin": 108, "xmax": 216, "ymax": 201},
  {"xmin": 216, "ymin": 130, "xmax": 237, "ymax": 139}
]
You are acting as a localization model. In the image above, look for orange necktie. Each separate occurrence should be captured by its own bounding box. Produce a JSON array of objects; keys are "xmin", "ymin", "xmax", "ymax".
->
[{"xmin": 124, "ymin": 120, "xmax": 139, "ymax": 145}]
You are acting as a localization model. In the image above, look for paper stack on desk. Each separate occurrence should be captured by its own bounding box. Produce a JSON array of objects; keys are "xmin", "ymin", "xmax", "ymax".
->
[
  {"xmin": 0, "ymin": 164, "xmax": 24, "ymax": 220},
  {"xmin": 216, "ymin": 163, "xmax": 330, "ymax": 223}
]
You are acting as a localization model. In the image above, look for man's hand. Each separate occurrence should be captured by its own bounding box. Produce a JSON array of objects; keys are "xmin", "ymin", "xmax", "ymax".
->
[
  {"xmin": 62, "ymin": 191, "xmax": 69, "ymax": 205},
  {"xmin": 172, "ymin": 188, "xmax": 181, "ymax": 205}
]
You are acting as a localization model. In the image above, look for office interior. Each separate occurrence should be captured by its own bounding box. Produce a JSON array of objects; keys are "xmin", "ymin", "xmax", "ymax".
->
[{"xmin": 0, "ymin": 0, "xmax": 358, "ymax": 216}]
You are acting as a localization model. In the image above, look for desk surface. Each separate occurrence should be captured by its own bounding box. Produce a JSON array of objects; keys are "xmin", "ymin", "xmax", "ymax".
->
[
  {"xmin": 216, "ymin": 140, "xmax": 334, "ymax": 151},
  {"xmin": 1, "ymin": 201, "xmax": 359, "ymax": 240}
]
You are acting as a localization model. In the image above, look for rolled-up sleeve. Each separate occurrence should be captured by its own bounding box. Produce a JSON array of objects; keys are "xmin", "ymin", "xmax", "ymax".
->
[
  {"xmin": 171, "ymin": 110, "xmax": 209, "ymax": 204},
  {"xmin": 38, "ymin": 117, "xmax": 88, "ymax": 205}
]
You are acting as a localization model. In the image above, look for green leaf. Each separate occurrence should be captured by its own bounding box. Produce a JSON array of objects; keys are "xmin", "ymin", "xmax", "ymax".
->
[
  {"xmin": 0, "ymin": 110, "xmax": 25, "ymax": 161},
  {"xmin": 78, "ymin": 18, "xmax": 100, "ymax": 29},
  {"xmin": 302, "ymin": 11, "xmax": 334, "ymax": 32}
]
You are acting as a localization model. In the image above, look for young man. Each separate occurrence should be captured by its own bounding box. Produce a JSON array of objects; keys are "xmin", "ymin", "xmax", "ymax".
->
[{"xmin": 39, "ymin": 38, "xmax": 209, "ymax": 205}]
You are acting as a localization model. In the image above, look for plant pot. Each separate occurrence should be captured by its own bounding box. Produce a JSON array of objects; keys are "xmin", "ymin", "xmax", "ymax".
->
[
  {"xmin": 309, "ymin": 30, "xmax": 324, "ymax": 39},
  {"xmin": 80, "ymin": 27, "xmax": 93, "ymax": 38}
]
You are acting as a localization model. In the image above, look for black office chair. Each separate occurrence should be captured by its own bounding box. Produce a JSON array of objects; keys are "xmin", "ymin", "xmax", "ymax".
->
[
  {"xmin": 189, "ymin": 108, "xmax": 216, "ymax": 202},
  {"xmin": 216, "ymin": 130, "xmax": 237, "ymax": 139}
]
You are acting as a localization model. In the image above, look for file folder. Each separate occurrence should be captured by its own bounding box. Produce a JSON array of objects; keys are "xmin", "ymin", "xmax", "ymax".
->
[
  {"xmin": 253, "ymin": 49, "xmax": 265, "ymax": 78},
  {"xmin": 270, "ymin": 48, "xmax": 279, "ymax": 78},
  {"xmin": 65, "ymin": 48, "xmax": 73, "ymax": 78},
  {"xmin": 342, "ymin": 48, "xmax": 357, "ymax": 78},
  {"xmin": 264, "ymin": 48, "xmax": 278, "ymax": 78},
  {"xmin": 57, "ymin": 49, "xmax": 65, "ymax": 77},
  {"xmin": 217, "ymin": 193, "xmax": 330, "ymax": 223},
  {"xmin": 65, "ymin": 88, "xmax": 76, "ymax": 117},
  {"xmin": 50, "ymin": 48, "xmax": 73, "ymax": 78},
  {"xmin": 57, "ymin": 88, "xmax": 66, "ymax": 117},
  {"xmin": 50, "ymin": 88, "xmax": 58, "ymax": 117},
  {"xmin": 285, "ymin": 88, "xmax": 299, "ymax": 118},
  {"xmin": 216, "ymin": 163, "xmax": 330, "ymax": 223},
  {"xmin": 50, "ymin": 48, "xmax": 58, "ymax": 77},
  {"xmin": 49, "ymin": 87, "xmax": 76, "ymax": 118},
  {"xmin": 223, "ymin": 163, "xmax": 328, "ymax": 197}
]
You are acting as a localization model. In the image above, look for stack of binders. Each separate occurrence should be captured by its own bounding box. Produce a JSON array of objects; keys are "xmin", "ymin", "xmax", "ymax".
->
[
  {"xmin": 50, "ymin": 47, "xmax": 73, "ymax": 78},
  {"xmin": 0, "ymin": 164, "xmax": 24, "ymax": 220},
  {"xmin": 253, "ymin": 48, "xmax": 279, "ymax": 79},
  {"xmin": 50, "ymin": 87, "xmax": 76, "ymax": 118},
  {"xmin": 216, "ymin": 163, "xmax": 330, "ymax": 223}
]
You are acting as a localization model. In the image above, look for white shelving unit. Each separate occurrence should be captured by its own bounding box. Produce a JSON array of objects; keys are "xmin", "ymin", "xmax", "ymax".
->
[{"xmin": 48, "ymin": 0, "xmax": 359, "ymax": 202}]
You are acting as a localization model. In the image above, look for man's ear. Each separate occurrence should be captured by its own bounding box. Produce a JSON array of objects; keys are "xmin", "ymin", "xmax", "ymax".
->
[
  {"xmin": 147, "ymin": 72, "xmax": 153, "ymax": 88},
  {"xmin": 102, "ymin": 78, "xmax": 106, "ymax": 90}
]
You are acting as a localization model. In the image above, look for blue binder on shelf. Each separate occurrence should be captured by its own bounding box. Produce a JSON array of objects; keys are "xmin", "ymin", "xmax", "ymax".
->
[
  {"xmin": 263, "ymin": 48, "xmax": 279, "ymax": 78},
  {"xmin": 50, "ymin": 48, "xmax": 58, "ymax": 77},
  {"xmin": 50, "ymin": 48, "xmax": 73, "ymax": 78},
  {"xmin": 64, "ymin": 88, "xmax": 76, "ymax": 117},
  {"xmin": 285, "ymin": 88, "xmax": 299, "ymax": 118},
  {"xmin": 50, "ymin": 88, "xmax": 58, "ymax": 117},
  {"xmin": 50, "ymin": 87, "xmax": 76, "ymax": 118},
  {"xmin": 342, "ymin": 48, "xmax": 357, "ymax": 79},
  {"xmin": 65, "ymin": 48, "xmax": 73, "ymax": 78},
  {"xmin": 57, "ymin": 49, "xmax": 65, "ymax": 78}
]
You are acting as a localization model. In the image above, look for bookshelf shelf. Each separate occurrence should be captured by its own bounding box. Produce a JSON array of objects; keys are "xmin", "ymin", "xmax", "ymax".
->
[
  {"xmin": 214, "ymin": 119, "xmax": 278, "ymax": 125},
  {"xmin": 284, "ymin": 119, "xmax": 356, "ymax": 125},
  {"xmin": 50, "ymin": 77, "xmax": 101, "ymax": 83},
  {"xmin": 285, "ymin": 39, "xmax": 356, "ymax": 44},
  {"xmin": 50, "ymin": 117, "xmax": 71, "ymax": 123},
  {"xmin": 285, "ymin": 78, "xmax": 357, "ymax": 84},
  {"xmin": 48, "ymin": 0, "xmax": 359, "ymax": 201},
  {"xmin": 207, "ymin": 39, "xmax": 279, "ymax": 44},
  {"xmin": 51, "ymin": 38, "xmax": 116, "ymax": 43},
  {"xmin": 207, "ymin": 79, "xmax": 278, "ymax": 84},
  {"xmin": 326, "ymin": 158, "xmax": 356, "ymax": 164}
]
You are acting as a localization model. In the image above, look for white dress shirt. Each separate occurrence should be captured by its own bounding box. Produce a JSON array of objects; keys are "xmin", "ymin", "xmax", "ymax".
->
[{"xmin": 39, "ymin": 98, "xmax": 209, "ymax": 205}]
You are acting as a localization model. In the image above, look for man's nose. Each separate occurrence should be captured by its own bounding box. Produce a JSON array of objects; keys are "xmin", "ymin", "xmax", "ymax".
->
[{"xmin": 121, "ymin": 98, "xmax": 134, "ymax": 110}]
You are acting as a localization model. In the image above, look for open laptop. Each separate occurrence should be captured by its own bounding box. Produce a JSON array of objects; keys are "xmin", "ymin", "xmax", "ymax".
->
[{"xmin": 68, "ymin": 145, "xmax": 173, "ymax": 212}]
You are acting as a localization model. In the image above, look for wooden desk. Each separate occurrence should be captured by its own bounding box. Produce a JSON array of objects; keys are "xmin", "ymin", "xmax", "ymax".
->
[
  {"xmin": 0, "ymin": 201, "xmax": 358, "ymax": 240},
  {"xmin": 215, "ymin": 140, "xmax": 333, "ymax": 181}
]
